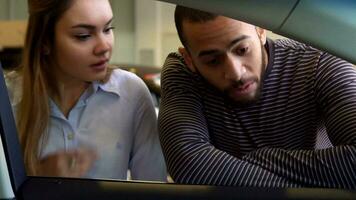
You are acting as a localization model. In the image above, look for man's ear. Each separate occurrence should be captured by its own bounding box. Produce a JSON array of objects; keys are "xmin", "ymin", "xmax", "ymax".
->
[
  {"xmin": 178, "ymin": 47, "xmax": 196, "ymax": 72},
  {"xmin": 256, "ymin": 27, "xmax": 267, "ymax": 45}
]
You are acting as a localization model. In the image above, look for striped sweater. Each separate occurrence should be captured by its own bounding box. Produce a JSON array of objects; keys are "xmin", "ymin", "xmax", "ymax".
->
[{"xmin": 158, "ymin": 39, "xmax": 356, "ymax": 189}]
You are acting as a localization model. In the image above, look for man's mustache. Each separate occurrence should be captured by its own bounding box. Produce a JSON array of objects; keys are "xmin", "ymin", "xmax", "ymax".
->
[{"xmin": 230, "ymin": 77, "xmax": 257, "ymax": 89}]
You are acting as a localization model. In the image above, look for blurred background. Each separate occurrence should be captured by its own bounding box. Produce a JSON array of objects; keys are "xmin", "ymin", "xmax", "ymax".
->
[
  {"xmin": 0, "ymin": 0, "xmax": 286, "ymax": 111},
  {"xmin": 0, "ymin": 0, "xmax": 287, "ymax": 68}
]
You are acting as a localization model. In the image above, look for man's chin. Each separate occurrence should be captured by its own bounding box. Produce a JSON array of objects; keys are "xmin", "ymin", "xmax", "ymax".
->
[
  {"xmin": 230, "ymin": 96, "xmax": 258, "ymax": 106},
  {"xmin": 223, "ymin": 80, "xmax": 262, "ymax": 106},
  {"xmin": 225, "ymin": 91, "xmax": 261, "ymax": 106}
]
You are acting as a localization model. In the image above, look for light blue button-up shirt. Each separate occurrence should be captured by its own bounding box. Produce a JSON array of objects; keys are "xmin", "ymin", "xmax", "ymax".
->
[{"xmin": 38, "ymin": 69, "xmax": 166, "ymax": 181}]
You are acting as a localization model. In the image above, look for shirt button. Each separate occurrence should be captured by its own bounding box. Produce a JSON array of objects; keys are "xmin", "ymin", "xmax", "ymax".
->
[{"xmin": 67, "ymin": 133, "xmax": 74, "ymax": 140}]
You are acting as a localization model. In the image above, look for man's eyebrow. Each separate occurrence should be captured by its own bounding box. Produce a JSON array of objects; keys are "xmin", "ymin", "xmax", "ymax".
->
[
  {"xmin": 71, "ymin": 18, "xmax": 113, "ymax": 30},
  {"xmin": 228, "ymin": 35, "xmax": 250, "ymax": 49},
  {"xmin": 198, "ymin": 35, "xmax": 250, "ymax": 58}
]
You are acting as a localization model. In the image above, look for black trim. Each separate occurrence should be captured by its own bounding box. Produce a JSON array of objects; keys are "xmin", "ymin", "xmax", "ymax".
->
[
  {"xmin": 279, "ymin": 0, "xmax": 301, "ymax": 29},
  {"xmin": 0, "ymin": 62, "xmax": 27, "ymax": 193},
  {"xmin": 18, "ymin": 177, "xmax": 356, "ymax": 200}
]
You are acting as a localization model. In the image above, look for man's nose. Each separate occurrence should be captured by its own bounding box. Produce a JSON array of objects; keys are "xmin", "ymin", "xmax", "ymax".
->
[{"xmin": 224, "ymin": 55, "xmax": 246, "ymax": 81}]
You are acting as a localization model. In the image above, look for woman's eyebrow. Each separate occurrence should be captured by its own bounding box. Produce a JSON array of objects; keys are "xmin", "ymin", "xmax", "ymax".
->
[{"xmin": 71, "ymin": 18, "xmax": 113, "ymax": 30}]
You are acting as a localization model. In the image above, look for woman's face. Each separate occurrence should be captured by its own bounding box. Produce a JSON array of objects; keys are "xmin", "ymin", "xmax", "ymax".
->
[{"xmin": 52, "ymin": 0, "xmax": 114, "ymax": 85}]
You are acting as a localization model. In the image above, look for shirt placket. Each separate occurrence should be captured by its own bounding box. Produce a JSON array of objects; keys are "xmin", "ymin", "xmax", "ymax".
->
[{"xmin": 62, "ymin": 120, "xmax": 78, "ymax": 150}]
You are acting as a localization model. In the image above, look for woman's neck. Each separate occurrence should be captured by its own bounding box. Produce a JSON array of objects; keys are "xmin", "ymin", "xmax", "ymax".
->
[{"xmin": 52, "ymin": 80, "xmax": 90, "ymax": 118}]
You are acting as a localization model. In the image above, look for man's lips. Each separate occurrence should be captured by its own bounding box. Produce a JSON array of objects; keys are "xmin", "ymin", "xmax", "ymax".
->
[
  {"xmin": 231, "ymin": 80, "xmax": 256, "ymax": 94},
  {"xmin": 239, "ymin": 80, "xmax": 254, "ymax": 90}
]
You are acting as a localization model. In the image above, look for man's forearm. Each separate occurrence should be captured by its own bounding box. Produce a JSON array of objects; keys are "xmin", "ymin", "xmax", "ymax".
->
[{"xmin": 243, "ymin": 145, "xmax": 356, "ymax": 189}]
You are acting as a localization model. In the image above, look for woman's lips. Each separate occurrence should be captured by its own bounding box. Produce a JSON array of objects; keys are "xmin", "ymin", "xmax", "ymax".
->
[{"xmin": 90, "ymin": 60, "xmax": 108, "ymax": 71}]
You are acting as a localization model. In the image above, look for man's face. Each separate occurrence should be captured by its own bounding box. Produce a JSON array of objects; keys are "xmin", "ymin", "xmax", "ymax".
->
[{"xmin": 181, "ymin": 16, "xmax": 268, "ymax": 104}]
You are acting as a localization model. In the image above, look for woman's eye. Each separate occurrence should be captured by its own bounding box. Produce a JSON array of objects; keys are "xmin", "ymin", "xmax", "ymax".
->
[
  {"xmin": 104, "ymin": 26, "xmax": 115, "ymax": 34},
  {"xmin": 75, "ymin": 34, "xmax": 91, "ymax": 41}
]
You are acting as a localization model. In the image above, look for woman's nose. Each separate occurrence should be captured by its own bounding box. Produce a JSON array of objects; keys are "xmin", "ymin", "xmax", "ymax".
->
[{"xmin": 94, "ymin": 35, "xmax": 112, "ymax": 55}]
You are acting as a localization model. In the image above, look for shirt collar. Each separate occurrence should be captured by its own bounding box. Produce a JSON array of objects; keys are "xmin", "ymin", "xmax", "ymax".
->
[
  {"xmin": 93, "ymin": 75, "xmax": 121, "ymax": 97},
  {"xmin": 263, "ymin": 38, "xmax": 275, "ymax": 80},
  {"xmin": 49, "ymin": 73, "xmax": 121, "ymax": 118}
]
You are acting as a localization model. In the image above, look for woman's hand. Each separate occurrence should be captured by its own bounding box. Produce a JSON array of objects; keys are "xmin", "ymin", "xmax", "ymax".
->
[{"xmin": 36, "ymin": 148, "xmax": 97, "ymax": 178}]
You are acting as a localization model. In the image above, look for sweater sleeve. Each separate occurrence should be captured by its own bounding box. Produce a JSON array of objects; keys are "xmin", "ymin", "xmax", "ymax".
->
[{"xmin": 242, "ymin": 53, "xmax": 356, "ymax": 189}]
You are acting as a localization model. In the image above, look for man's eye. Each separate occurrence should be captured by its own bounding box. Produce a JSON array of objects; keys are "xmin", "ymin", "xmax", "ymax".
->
[
  {"xmin": 237, "ymin": 47, "xmax": 249, "ymax": 56},
  {"xmin": 205, "ymin": 58, "xmax": 221, "ymax": 66},
  {"xmin": 75, "ymin": 34, "xmax": 91, "ymax": 41}
]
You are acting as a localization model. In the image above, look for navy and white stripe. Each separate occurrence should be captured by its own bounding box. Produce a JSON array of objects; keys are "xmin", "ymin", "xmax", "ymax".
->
[{"xmin": 158, "ymin": 39, "xmax": 356, "ymax": 189}]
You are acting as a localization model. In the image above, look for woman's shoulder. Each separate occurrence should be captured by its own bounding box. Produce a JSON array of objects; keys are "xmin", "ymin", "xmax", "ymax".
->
[
  {"xmin": 106, "ymin": 67, "xmax": 149, "ymax": 96},
  {"xmin": 109, "ymin": 68, "xmax": 145, "ymax": 86},
  {"xmin": 110, "ymin": 67, "xmax": 137, "ymax": 79}
]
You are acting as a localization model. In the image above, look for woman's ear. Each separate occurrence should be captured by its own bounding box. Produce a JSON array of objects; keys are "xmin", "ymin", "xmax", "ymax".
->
[
  {"xmin": 178, "ymin": 47, "xmax": 196, "ymax": 72},
  {"xmin": 256, "ymin": 27, "xmax": 267, "ymax": 45}
]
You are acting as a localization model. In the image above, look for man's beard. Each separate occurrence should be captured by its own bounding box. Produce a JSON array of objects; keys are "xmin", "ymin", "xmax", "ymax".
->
[{"xmin": 224, "ymin": 42, "xmax": 267, "ymax": 106}]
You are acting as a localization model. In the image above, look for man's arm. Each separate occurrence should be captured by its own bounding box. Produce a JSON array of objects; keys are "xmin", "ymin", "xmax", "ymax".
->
[
  {"xmin": 242, "ymin": 53, "xmax": 356, "ymax": 189},
  {"xmin": 159, "ymin": 52, "xmax": 355, "ymax": 189},
  {"xmin": 158, "ymin": 53, "xmax": 298, "ymax": 187}
]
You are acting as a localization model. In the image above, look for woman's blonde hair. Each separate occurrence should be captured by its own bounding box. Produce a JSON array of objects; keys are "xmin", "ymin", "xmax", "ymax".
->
[{"xmin": 17, "ymin": 0, "xmax": 74, "ymax": 175}]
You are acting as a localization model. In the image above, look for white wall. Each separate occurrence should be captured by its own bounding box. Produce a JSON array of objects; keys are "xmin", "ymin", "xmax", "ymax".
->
[
  {"xmin": 110, "ymin": 0, "xmax": 135, "ymax": 64},
  {"xmin": 0, "ymin": 0, "xmax": 28, "ymax": 20},
  {"xmin": 134, "ymin": 0, "xmax": 181, "ymax": 67},
  {"xmin": 160, "ymin": 2, "xmax": 182, "ymax": 65},
  {"xmin": 134, "ymin": 0, "xmax": 162, "ymax": 66},
  {"xmin": 0, "ymin": 0, "xmax": 10, "ymax": 20}
]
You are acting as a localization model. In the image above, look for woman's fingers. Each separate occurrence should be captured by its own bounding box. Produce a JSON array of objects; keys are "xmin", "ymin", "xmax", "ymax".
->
[
  {"xmin": 66, "ymin": 148, "xmax": 97, "ymax": 177},
  {"xmin": 38, "ymin": 148, "xmax": 97, "ymax": 178}
]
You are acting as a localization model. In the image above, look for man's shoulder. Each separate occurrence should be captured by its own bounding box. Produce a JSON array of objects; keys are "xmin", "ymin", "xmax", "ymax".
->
[
  {"xmin": 161, "ymin": 52, "xmax": 203, "ymax": 93},
  {"xmin": 274, "ymin": 39, "xmax": 320, "ymax": 53},
  {"xmin": 162, "ymin": 52, "xmax": 192, "ymax": 76},
  {"xmin": 161, "ymin": 52, "xmax": 200, "ymax": 84}
]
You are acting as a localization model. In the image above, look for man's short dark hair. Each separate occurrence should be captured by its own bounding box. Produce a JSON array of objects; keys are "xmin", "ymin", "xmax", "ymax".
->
[{"xmin": 175, "ymin": 5, "xmax": 218, "ymax": 49}]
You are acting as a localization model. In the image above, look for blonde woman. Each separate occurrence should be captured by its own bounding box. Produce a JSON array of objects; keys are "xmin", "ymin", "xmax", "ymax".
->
[{"xmin": 17, "ymin": 0, "xmax": 166, "ymax": 181}]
